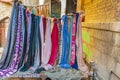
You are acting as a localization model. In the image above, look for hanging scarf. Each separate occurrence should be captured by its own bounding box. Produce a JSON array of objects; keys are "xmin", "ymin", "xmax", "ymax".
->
[
  {"xmin": 35, "ymin": 19, "xmax": 52, "ymax": 73},
  {"xmin": 30, "ymin": 16, "xmax": 41, "ymax": 71},
  {"xmin": 39, "ymin": 17, "xmax": 44, "ymax": 65},
  {"xmin": 67, "ymin": 16, "xmax": 73, "ymax": 65},
  {"xmin": 76, "ymin": 14, "xmax": 89, "ymax": 77},
  {"xmin": 43, "ymin": 17, "xmax": 47, "ymax": 42},
  {"xmin": 59, "ymin": 15, "xmax": 71, "ymax": 68},
  {"xmin": 42, "ymin": 19, "xmax": 52, "ymax": 66},
  {"xmin": 0, "ymin": 5, "xmax": 23, "ymax": 77},
  {"xmin": 71, "ymin": 13, "xmax": 79, "ymax": 70},
  {"xmin": 70, "ymin": 14, "xmax": 77, "ymax": 65},
  {"xmin": 18, "ymin": 6, "xmax": 27, "ymax": 69},
  {"xmin": 18, "ymin": 12, "xmax": 32, "ymax": 71},
  {"xmin": 48, "ymin": 18, "xmax": 58, "ymax": 66},
  {"xmin": 56, "ymin": 19, "xmax": 62, "ymax": 65},
  {"xmin": 0, "ymin": 1, "xmax": 18, "ymax": 69},
  {"xmin": 20, "ymin": 14, "xmax": 37, "ymax": 72}
]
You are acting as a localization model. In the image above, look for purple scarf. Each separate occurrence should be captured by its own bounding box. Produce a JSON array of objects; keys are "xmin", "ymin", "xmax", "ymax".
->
[{"xmin": 0, "ymin": 5, "xmax": 23, "ymax": 78}]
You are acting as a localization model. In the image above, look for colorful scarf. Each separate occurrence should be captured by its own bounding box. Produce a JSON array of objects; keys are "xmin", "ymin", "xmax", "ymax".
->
[
  {"xmin": 0, "ymin": 1, "xmax": 18, "ymax": 69},
  {"xmin": 59, "ymin": 15, "xmax": 71, "ymax": 68},
  {"xmin": 48, "ymin": 18, "xmax": 58, "ymax": 66},
  {"xmin": 71, "ymin": 13, "xmax": 79, "ymax": 70},
  {"xmin": 76, "ymin": 14, "xmax": 89, "ymax": 77},
  {"xmin": 27, "ymin": 16, "xmax": 41, "ymax": 72},
  {"xmin": 0, "ymin": 5, "xmax": 23, "ymax": 77},
  {"xmin": 35, "ymin": 18, "xmax": 52, "ymax": 71},
  {"xmin": 20, "ymin": 14, "xmax": 39, "ymax": 72},
  {"xmin": 70, "ymin": 14, "xmax": 77, "ymax": 65},
  {"xmin": 18, "ymin": 6, "xmax": 27, "ymax": 69}
]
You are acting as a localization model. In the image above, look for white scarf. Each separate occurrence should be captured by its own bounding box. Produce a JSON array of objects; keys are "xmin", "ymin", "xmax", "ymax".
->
[
  {"xmin": 76, "ymin": 15, "xmax": 89, "ymax": 77},
  {"xmin": 40, "ymin": 18, "xmax": 52, "ymax": 70}
]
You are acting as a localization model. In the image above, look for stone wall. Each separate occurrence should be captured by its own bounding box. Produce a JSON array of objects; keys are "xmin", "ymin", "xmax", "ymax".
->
[
  {"xmin": 77, "ymin": 0, "xmax": 120, "ymax": 80},
  {"xmin": 0, "ymin": 2, "xmax": 12, "ymax": 20},
  {"xmin": 0, "ymin": 2, "xmax": 11, "ymax": 56}
]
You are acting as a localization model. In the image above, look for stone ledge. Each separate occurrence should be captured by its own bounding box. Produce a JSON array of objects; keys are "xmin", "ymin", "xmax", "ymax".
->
[{"xmin": 82, "ymin": 22, "xmax": 120, "ymax": 32}]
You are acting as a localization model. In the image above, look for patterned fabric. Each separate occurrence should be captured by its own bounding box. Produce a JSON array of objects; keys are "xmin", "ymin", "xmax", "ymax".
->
[
  {"xmin": 18, "ymin": 6, "xmax": 27, "ymax": 69},
  {"xmin": 76, "ymin": 14, "xmax": 89, "ymax": 77},
  {"xmin": 0, "ymin": 1, "xmax": 18, "ymax": 69},
  {"xmin": 0, "ymin": 1, "xmax": 88, "ymax": 77},
  {"xmin": 56, "ymin": 19, "xmax": 62, "ymax": 65},
  {"xmin": 20, "ymin": 14, "xmax": 41, "ymax": 72},
  {"xmin": 41, "ymin": 66, "xmax": 83, "ymax": 80},
  {"xmin": 71, "ymin": 13, "xmax": 79, "ymax": 70},
  {"xmin": 0, "ymin": 4, "xmax": 23, "ymax": 77},
  {"xmin": 70, "ymin": 14, "xmax": 77, "ymax": 65},
  {"xmin": 19, "ymin": 13, "xmax": 33, "ymax": 72},
  {"xmin": 19, "ymin": 12, "xmax": 32, "ymax": 71}
]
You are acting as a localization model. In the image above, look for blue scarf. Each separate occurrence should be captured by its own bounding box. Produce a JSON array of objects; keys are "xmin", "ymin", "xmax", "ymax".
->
[
  {"xmin": 59, "ymin": 15, "xmax": 71, "ymax": 68},
  {"xmin": 18, "ymin": 6, "xmax": 27, "ymax": 69},
  {"xmin": 0, "ymin": 1, "xmax": 18, "ymax": 69}
]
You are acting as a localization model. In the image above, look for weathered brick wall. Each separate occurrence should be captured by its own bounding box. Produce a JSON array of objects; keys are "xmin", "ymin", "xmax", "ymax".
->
[
  {"xmin": 83, "ymin": 0, "xmax": 118, "ymax": 22},
  {"xmin": 77, "ymin": 0, "xmax": 120, "ymax": 80}
]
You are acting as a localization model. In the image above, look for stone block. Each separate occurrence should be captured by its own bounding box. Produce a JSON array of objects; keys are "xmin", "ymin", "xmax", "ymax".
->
[
  {"xmin": 111, "ymin": 74, "xmax": 120, "ymax": 80},
  {"xmin": 112, "ymin": 33, "xmax": 120, "ymax": 46},
  {"xmin": 115, "ymin": 63, "xmax": 120, "ymax": 76}
]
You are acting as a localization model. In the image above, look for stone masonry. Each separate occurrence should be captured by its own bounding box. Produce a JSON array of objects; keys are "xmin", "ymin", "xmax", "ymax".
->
[
  {"xmin": 0, "ymin": 2, "xmax": 12, "ymax": 56},
  {"xmin": 77, "ymin": 0, "xmax": 120, "ymax": 80}
]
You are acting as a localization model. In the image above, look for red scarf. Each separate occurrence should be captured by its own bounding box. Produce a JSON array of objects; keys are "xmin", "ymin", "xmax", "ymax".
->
[{"xmin": 48, "ymin": 18, "xmax": 58, "ymax": 65}]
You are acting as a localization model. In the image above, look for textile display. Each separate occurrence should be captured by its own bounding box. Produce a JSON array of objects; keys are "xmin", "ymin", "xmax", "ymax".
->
[{"xmin": 0, "ymin": 1, "xmax": 88, "ymax": 79}]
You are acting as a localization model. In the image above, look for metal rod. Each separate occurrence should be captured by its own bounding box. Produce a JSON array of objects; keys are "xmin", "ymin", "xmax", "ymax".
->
[{"xmin": 111, "ymin": 71, "xmax": 120, "ymax": 79}]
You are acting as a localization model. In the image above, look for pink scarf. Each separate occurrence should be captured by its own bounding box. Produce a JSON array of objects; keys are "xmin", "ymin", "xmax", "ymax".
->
[{"xmin": 70, "ymin": 15, "xmax": 77, "ymax": 65}]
